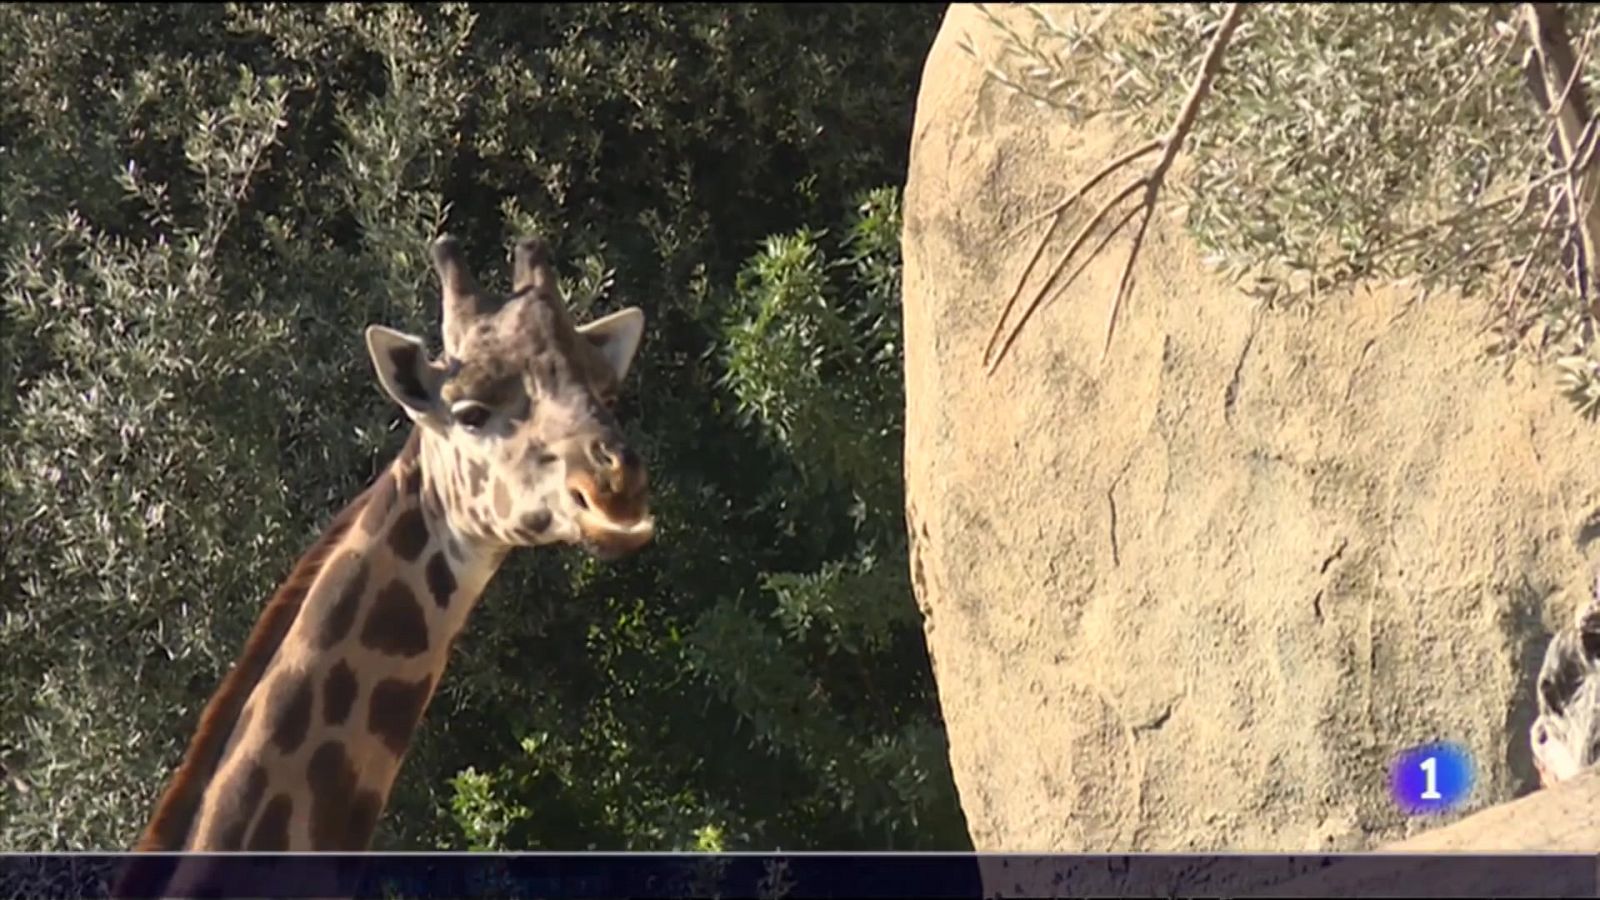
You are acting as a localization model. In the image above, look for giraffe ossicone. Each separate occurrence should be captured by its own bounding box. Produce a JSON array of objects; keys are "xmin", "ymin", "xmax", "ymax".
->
[{"xmin": 113, "ymin": 234, "xmax": 655, "ymax": 895}]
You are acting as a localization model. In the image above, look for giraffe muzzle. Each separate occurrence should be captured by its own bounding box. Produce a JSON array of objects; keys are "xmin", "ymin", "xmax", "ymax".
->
[
  {"xmin": 565, "ymin": 445, "xmax": 654, "ymax": 559},
  {"xmin": 574, "ymin": 507, "xmax": 656, "ymax": 560}
]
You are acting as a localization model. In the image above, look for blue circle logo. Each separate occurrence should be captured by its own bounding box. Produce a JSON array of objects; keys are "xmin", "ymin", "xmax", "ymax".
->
[{"xmin": 1389, "ymin": 741, "xmax": 1474, "ymax": 814}]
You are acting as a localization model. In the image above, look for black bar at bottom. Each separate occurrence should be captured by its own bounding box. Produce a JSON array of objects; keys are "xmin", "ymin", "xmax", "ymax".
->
[{"xmin": 0, "ymin": 852, "xmax": 1593, "ymax": 899}]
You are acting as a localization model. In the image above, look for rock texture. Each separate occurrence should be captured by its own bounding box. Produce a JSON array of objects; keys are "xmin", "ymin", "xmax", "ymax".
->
[{"xmin": 901, "ymin": 3, "xmax": 1600, "ymax": 854}]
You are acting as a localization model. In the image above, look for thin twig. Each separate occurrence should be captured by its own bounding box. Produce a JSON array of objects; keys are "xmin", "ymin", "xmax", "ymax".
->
[
  {"xmin": 1520, "ymin": 23, "xmax": 1595, "ymax": 159},
  {"xmin": 1425, "ymin": 15, "xmax": 1517, "ymax": 126},
  {"xmin": 1505, "ymin": 185, "xmax": 1570, "ymax": 325},
  {"xmin": 1573, "ymin": 116, "xmax": 1600, "ymax": 176},
  {"xmin": 1102, "ymin": 3, "xmax": 1247, "ymax": 362},
  {"xmin": 1000, "ymin": 139, "xmax": 1162, "ymax": 243},
  {"xmin": 983, "ymin": 140, "xmax": 1164, "ymax": 367},
  {"xmin": 1382, "ymin": 165, "xmax": 1577, "ymax": 257},
  {"xmin": 1550, "ymin": 27, "xmax": 1593, "ymax": 122},
  {"xmin": 986, "ymin": 203, "xmax": 1143, "ymax": 373},
  {"xmin": 1037, "ymin": 178, "xmax": 1146, "ymax": 297},
  {"xmin": 1524, "ymin": 3, "xmax": 1599, "ymax": 299},
  {"xmin": 983, "ymin": 2, "xmax": 1246, "ymax": 374},
  {"xmin": 984, "ymin": 216, "xmax": 1063, "ymax": 365}
]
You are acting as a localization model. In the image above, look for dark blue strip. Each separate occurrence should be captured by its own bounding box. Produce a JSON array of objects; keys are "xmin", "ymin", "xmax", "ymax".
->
[{"xmin": 0, "ymin": 852, "xmax": 1593, "ymax": 899}]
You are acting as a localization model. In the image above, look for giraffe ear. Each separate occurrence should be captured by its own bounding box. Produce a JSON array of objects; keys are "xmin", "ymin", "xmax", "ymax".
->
[
  {"xmin": 365, "ymin": 325, "xmax": 448, "ymax": 421},
  {"xmin": 576, "ymin": 307, "xmax": 645, "ymax": 384}
]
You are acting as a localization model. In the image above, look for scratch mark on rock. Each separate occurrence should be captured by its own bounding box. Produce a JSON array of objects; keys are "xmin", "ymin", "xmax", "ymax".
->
[
  {"xmin": 1224, "ymin": 311, "xmax": 1263, "ymax": 423},
  {"xmin": 1312, "ymin": 538, "xmax": 1349, "ymax": 623},
  {"xmin": 1133, "ymin": 704, "xmax": 1172, "ymax": 734},
  {"xmin": 1344, "ymin": 338, "xmax": 1379, "ymax": 403},
  {"xmin": 1320, "ymin": 538, "xmax": 1350, "ymax": 575},
  {"xmin": 1108, "ymin": 487, "xmax": 1121, "ymax": 568}
]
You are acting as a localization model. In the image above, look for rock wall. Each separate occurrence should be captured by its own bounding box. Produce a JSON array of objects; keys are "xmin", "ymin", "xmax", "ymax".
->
[{"xmin": 902, "ymin": 3, "xmax": 1600, "ymax": 853}]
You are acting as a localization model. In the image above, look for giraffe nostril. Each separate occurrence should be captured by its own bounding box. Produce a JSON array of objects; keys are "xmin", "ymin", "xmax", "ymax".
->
[
  {"xmin": 569, "ymin": 488, "xmax": 589, "ymax": 511},
  {"xmin": 589, "ymin": 437, "xmax": 622, "ymax": 471}
]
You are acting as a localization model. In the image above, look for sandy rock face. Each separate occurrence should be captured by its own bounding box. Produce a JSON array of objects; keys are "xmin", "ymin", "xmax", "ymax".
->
[{"xmin": 902, "ymin": 4, "xmax": 1600, "ymax": 853}]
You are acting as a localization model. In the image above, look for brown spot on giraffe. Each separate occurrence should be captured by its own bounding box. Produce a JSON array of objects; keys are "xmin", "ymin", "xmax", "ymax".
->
[
  {"xmin": 493, "ymin": 479, "xmax": 512, "ymax": 517},
  {"xmin": 265, "ymin": 674, "xmax": 314, "ymax": 755},
  {"xmin": 360, "ymin": 580, "xmax": 430, "ymax": 657},
  {"xmin": 368, "ymin": 673, "xmax": 434, "ymax": 756},
  {"xmin": 246, "ymin": 794, "xmax": 293, "ymax": 851},
  {"xmin": 212, "ymin": 764, "xmax": 268, "ymax": 851},
  {"xmin": 322, "ymin": 660, "xmax": 358, "ymax": 726},
  {"xmin": 306, "ymin": 740, "xmax": 359, "ymax": 849},
  {"xmin": 388, "ymin": 507, "xmax": 429, "ymax": 562},
  {"xmin": 466, "ymin": 460, "xmax": 488, "ymax": 497},
  {"xmin": 317, "ymin": 558, "xmax": 368, "ymax": 651},
  {"xmin": 424, "ymin": 552, "xmax": 455, "ymax": 608}
]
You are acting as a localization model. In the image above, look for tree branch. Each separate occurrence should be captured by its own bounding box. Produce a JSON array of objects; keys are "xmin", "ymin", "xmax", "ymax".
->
[
  {"xmin": 1522, "ymin": 2, "xmax": 1599, "ymax": 312},
  {"xmin": 984, "ymin": 3, "xmax": 1246, "ymax": 375}
]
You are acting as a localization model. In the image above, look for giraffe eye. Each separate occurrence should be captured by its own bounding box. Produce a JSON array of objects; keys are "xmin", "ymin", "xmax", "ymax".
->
[{"xmin": 451, "ymin": 401, "xmax": 493, "ymax": 431}]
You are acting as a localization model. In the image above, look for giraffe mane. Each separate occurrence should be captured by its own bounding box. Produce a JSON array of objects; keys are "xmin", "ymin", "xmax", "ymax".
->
[{"xmin": 115, "ymin": 431, "xmax": 422, "ymax": 875}]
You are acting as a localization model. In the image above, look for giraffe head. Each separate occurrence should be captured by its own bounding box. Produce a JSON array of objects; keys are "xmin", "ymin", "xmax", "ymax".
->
[{"xmin": 364, "ymin": 234, "xmax": 654, "ymax": 561}]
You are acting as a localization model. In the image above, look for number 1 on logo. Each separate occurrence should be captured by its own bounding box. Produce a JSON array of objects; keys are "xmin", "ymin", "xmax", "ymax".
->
[{"xmin": 1419, "ymin": 756, "xmax": 1442, "ymax": 800}]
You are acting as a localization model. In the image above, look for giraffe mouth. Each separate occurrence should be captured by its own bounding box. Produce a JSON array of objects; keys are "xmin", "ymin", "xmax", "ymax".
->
[
  {"xmin": 578, "ymin": 514, "xmax": 656, "ymax": 560},
  {"xmin": 573, "ymin": 497, "xmax": 656, "ymax": 560},
  {"xmin": 565, "ymin": 468, "xmax": 652, "ymax": 560}
]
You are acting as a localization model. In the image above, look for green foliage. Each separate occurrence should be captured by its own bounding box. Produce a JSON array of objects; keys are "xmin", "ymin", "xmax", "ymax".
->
[
  {"xmin": 448, "ymin": 767, "xmax": 530, "ymax": 852},
  {"xmin": 0, "ymin": 2, "xmax": 965, "ymax": 852},
  {"xmin": 1558, "ymin": 352, "xmax": 1600, "ymax": 421},
  {"xmin": 692, "ymin": 823, "xmax": 727, "ymax": 853},
  {"xmin": 961, "ymin": 2, "xmax": 1600, "ymax": 421}
]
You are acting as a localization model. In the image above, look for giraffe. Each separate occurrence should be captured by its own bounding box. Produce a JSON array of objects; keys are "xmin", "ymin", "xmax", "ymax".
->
[
  {"xmin": 1529, "ymin": 570, "xmax": 1600, "ymax": 788},
  {"xmin": 112, "ymin": 234, "xmax": 656, "ymax": 897}
]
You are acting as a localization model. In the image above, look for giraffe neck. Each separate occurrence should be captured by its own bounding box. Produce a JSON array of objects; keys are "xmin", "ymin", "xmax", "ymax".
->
[{"xmin": 128, "ymin": 427, "xmax": 508, "ymax": 861}]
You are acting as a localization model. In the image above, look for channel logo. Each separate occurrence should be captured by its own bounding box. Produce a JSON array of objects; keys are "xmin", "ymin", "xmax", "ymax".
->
[{"xmin": 1389, "ymin": 741, "xmax": 1474, "ymax": 814}]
